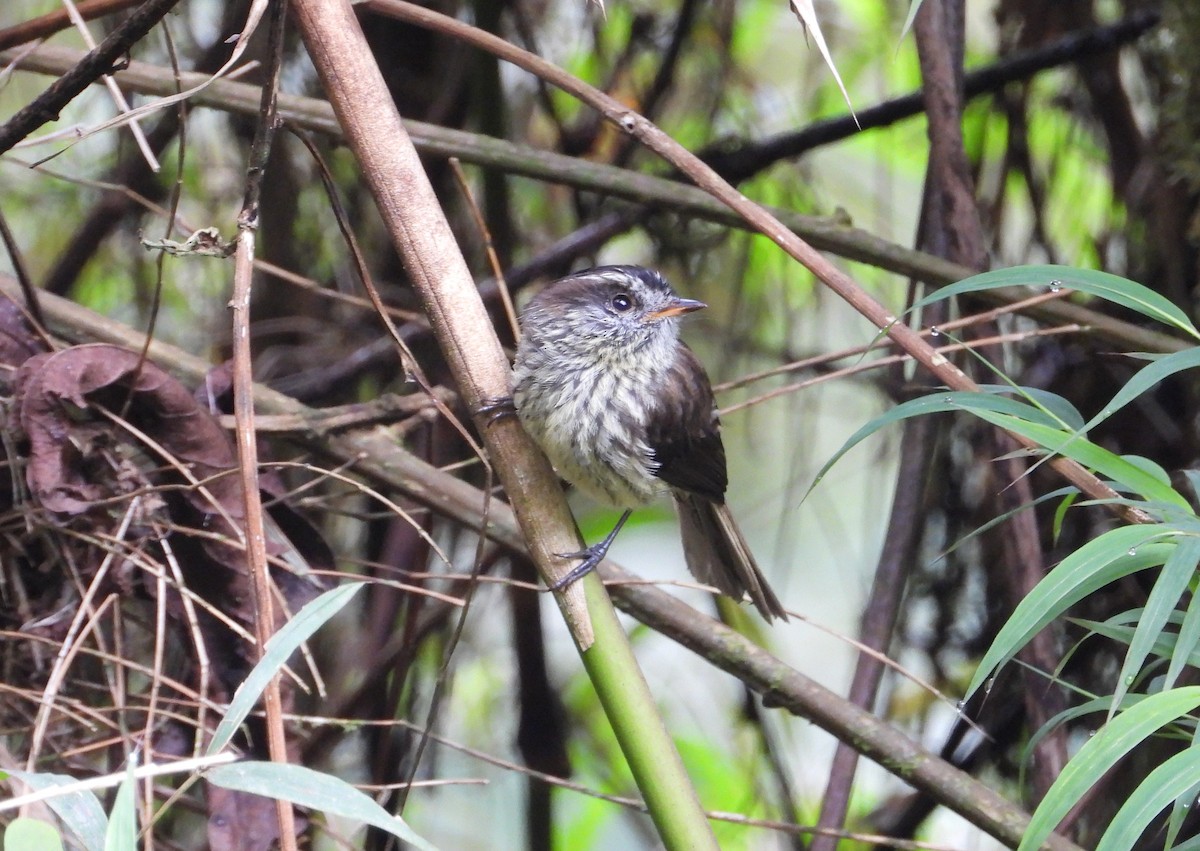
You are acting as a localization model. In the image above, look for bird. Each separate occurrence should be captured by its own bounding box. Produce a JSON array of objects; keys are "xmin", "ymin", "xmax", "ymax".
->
[{"xmin": 498, "ymin": 264, "xmax": 787, "ymax": 622}]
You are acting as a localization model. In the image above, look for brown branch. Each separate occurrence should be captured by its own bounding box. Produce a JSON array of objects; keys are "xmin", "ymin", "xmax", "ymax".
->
[
  {"xmin": 0, "ymin": 0, "xmax": 182, "ymax": 154},
  {"xmin": 701, "ymin": 9, "xmax": 1160, "ymax": 183},
  {"xmin": 0, "ymin": 206, "xmax": 41, "ymax": 327},
  {"xmin": 229, "ymin": 0, "xmax": 296, "ymax": 847},
  {"xmin": 0, "ymin": 0, "xmax": 143, "ymax": 51},
  {"xmin": 290, "ymin": 0, "xmax": 592, "ymax": 645},
  {"xmin": 812, "ymin": 417, "xmax": 936, "ymax": 851}
]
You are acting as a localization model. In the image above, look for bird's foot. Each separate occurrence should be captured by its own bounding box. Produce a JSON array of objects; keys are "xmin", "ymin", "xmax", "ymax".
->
[
  {"xmin": 476, "ymin": 395, "xmax": 517, "ymax": 426},
  {"xmin": 546, "ymin": 509, "xmax": 632, "ymax": 592},
  {"xmin": 547, "ymin": 542, "xmax": 611, "ymax": 591}
]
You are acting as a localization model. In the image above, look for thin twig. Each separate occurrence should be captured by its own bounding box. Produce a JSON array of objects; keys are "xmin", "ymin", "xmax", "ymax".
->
[
  {"xmin": 0, "ymin": 0, "xmax": 143, "ymax": 52},
  {"xmin": 0, "ymin": 205, "xmax": 43, "ymax": 326},
  {"xmin": 448, "ymin": 157, "xmax": 520, "ymax": 341},
  {"xmin": 720, "ymin": 324, "xmax": 1083, "ymax": 416},
  {"xmin": 228, "ymin": 0, "xmax": 297, "ymax": 847},
  {"xmin": 715, "ymin": 288, "xmax": 1074, "ymax": 394},
  {"xmin": 59, "ymin": 0, "xmax": 159, "ymax": 171},
  {"xmin": 0, "ymin": 0, "xmax": 183, "ymax": 154},
  {"xmin": 123, "ymin": 19, "xmax": 187, "ymax": 420},
  {"xmin": 287, "ymin": 128, "xmax": 488, "ymax": 462},
  {"xmin": 25, "ymin": 501, "xmax": 139, "ymax": 770}
]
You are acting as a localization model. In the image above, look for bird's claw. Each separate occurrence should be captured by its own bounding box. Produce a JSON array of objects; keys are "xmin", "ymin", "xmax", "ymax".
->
[
  {"xmin": 547, "ymin": 544, "xmax": 608, "ymax": 591},
  {"xmin": 546, "ymin": 510, "xmax": 631, "ymax": 592},
  {"xmin": 476, "ymin": 395, "xmax": 517, "ymax": 427}
]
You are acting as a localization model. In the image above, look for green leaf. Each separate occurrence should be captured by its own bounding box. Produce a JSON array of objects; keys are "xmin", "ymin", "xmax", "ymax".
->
[
  {"xmin": 1082, "ymin": 348, "xmax": 1200, "ymax": 433},
  {"xmin": 1019, "ymin": 687, "xmax": 1200, "ymax": 851},
  {"xmin": 1109, "ymin": 536, "xmax": 1200, "ymax": 714},
  {"xmin": 103, "ymin": 757, "xmax": 137, "ymax": 851},
  {"xmin": 4, "ymin": 818, "xmax": 64, "ymax": 851},
  {"xmin": 206, "ymin": 762, "xmax": 437, "ymax": 851},
  {"xmin": 4, "ymin": 771, "xmax": 107, "ymax": 851},
  {"xmin": 806, "ymin": 390, "xmax": 1069, "ymax": 498},
  {"xmin": 976, "ymin": 384, "xmax": 1084, "ymax": 431},
  {"xmin": 914, "ymin": 265, "xmax": 1200, "ymax": 340},
  {"xmin": 1172, "ymin": 833, "xmax": 1200, "ymax": 851},
  {"xmin": 209, "ymin": 582, "xmax": 365, "ymax": 756},
  {"xmin": 1164, "ymin": 728, "xmax": 1200, "ymax": 848},
  {"xmin": 1167, "ymin": 579, "xmax": 1200, "ymax": 690},
  {"xmin": 968, "ymin": 409, "xmax": 1191, "ymax": 510},
  {"xmin": 788, "ymin": 0, "xmax": 856, "ymax": 118},
  {"xmin": 1022, "ymin": 694, "xmax": 1146, "ymax": 782},
  {"xmin": 898, "ymin": 0, "xmax": 925, "ymax": 41},
  {"xmin": 965, "ymin": 527, "xmax": 1176, "ymax": 699},
  {"xmin": 1052, "ymin": 491, "xmax": 1080, "ymax": 542},
  {"xmin": 1095, "ymin": 741, "xmax": 1200, "ymax": 850},
  {"xmin": 932, "ymin": 486, "xmax": 1072, "ymax": 569}
]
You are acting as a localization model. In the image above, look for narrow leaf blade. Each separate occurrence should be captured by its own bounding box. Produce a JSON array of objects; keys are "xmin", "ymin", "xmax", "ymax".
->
[
  {"xmin": 1019, "ymin": 687, "xmax": 1200, "ymax": 851},
  {"xmin": 208, "ymin": 582, "xmax": 365, "ymax": 755},
  {"xmin": 4, "ymin": 771, "xmax": 107, "ymax": 851},
  {"xmin": 965, "ymin": 527, "xmax": 1175, "ymax": 699},
  {"xmin": 1109, "ymin": 536, "xmax": 1200, "ymax": 712},
  {"xmin": 207, "ymin": 761, "xmax": 437, "ymax": 851},
  {"xmin": 912, "ymin": 265, "xmax": 1200, "ymax": 339}
]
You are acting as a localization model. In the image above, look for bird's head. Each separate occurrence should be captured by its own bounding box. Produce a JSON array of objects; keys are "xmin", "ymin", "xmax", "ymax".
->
[{"xmin": 521, "ymin": 266, "xmax": 706, "ymax": 358}]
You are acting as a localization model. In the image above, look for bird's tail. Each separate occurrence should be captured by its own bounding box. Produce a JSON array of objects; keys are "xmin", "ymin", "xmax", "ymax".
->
[{"xmin": 675, "ymin": 495, "xmax": 787, "ymax": 621}]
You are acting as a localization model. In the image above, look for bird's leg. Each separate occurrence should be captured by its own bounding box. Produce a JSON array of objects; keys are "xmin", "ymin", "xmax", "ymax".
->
[
  {"xmin": 547, "ymin": 509, "xmax": 633, "ymax": 591},
  {"xmin": 476, "ymin": 395, "xmax": 517, "ymax": 426}
]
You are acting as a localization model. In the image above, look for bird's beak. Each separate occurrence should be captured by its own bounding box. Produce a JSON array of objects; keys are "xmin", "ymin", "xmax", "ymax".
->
[{"xmin": 644, "ymin": 297, "xmax": 707, "ymax": 321}]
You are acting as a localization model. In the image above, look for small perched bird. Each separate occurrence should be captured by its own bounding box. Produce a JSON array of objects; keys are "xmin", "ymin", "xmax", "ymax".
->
[{"xmin": 503, "ymin": 265, "xmax": 787, "ymax": 621}]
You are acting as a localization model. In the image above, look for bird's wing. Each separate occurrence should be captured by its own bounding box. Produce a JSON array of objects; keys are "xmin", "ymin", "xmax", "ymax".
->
[{"xmin": 645, "ymin": 344, "xmax": 728, "ymax": 503}]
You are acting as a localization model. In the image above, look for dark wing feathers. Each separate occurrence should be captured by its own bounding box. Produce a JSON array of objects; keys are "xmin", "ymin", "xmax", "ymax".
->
[{"xmin": 645, "ymin": 344, "xmax": 728, "ymax": 503}]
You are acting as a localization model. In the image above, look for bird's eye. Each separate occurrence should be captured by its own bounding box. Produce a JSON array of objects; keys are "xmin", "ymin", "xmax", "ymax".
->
[{"xmin": 611, "ymin": 293, "xmax": 633, "ymax": 312}]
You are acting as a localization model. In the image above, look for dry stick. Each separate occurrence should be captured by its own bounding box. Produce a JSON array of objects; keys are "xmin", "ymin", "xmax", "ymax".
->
[
  {"xmin": 719, "ymin": 325, "xmax": 1084, "ymax": 417},
  {"xmin": 0, "ymin": 206, "xmax": 42, "ymax": 326},
  {"xmin": 715, "ymin": 288, "xmax": 1074, "ymax": 394},
  {"xmin": 3, "ymin": 44, "xmax": 1190, "ymax": 358},
  {"xmin": 448, "ymin": 157, "xmax": 520, "ymax": 342},
  {"xmin": 229, "ymin": 0, "xmax": 296, "ymax": 848},
  {"xmin": 123, "ymin": 24, "xmax": 187, "ymax": 419},
  {"xmin": 0, "ymin": 0, "xmax": 182, "ymax": 154},
  {"xmin": 59, "ymin": 0, "xmax": 158, "ymax": 171},
  {"xmin": 0, "ymin": 0, "xmax": 143, "ymax": 51},
  {"xmin": 297, "ymin": 716, "xmax": 958, "ymax": 851},
  {"xmin": 7, "ymin": 277, "xmax": 1085, "ymax": 851},
  {"xmin": 363, "ymin": 0, "xmax": 1148, "ymax": 530}
]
